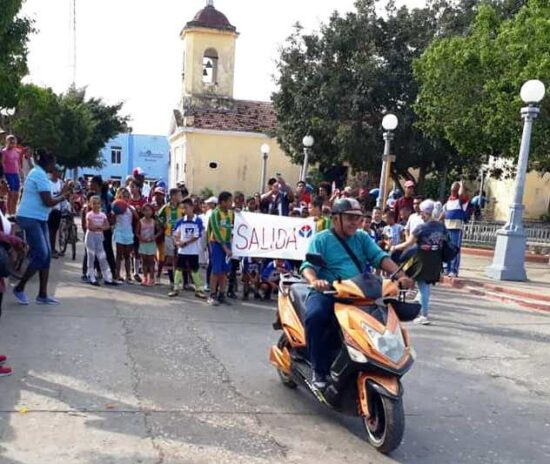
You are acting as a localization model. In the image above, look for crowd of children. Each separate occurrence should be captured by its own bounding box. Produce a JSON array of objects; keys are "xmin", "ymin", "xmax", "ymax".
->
[{"xmin": 78, "ymin": 171, "xmax": 454, "ymax": 310}]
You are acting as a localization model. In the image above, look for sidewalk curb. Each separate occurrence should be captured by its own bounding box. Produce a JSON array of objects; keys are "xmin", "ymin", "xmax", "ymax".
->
[
  {"xmin": 440, "ymin": 276, "xmax": 550, "ymax": 312},
  {"xmin": 462, "ymin": 247, "xmax": 548, "ymax": 264}
]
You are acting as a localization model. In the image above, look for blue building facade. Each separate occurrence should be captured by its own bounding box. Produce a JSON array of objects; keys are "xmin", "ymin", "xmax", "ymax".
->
[{"xmin": 77, "ymin": 133, "xmax": 170, "ymax": 185}]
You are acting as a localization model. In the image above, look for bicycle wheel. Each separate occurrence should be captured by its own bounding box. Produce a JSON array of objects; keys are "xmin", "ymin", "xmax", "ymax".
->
[
  {"xmin": 59, "ymin": 219, "xmax": 69, "ymax": 254},
  {"xmin": 70, "ymin": 224, "xmax": 78, "ymax": 260}
]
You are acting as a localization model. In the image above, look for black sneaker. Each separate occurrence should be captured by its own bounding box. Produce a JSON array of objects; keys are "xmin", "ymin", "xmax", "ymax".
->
[
  {"xmin": 312, "ymin": 371, "xmax": 328, "ymax": 390},
  {"xmin": 104, "ymin": 281, "xmax": 120, "ymax": 286},
  {"xmin": 81, "ymin": 275, "xmax": 88, "ymax": 283},
  {"xmin": 227, "ymin": 291, "xmax": 237, "ymax": 299},
  {"xmin": 134, "ymin": 274, "xmax": 142, "ymax": 283},
  {"xmin": 218, "ymin": 295, "xmax": 232, "ymax": 306},
  {"xmin": 89, "ymin": 280, "xmax": 101, "ymax": 287}
]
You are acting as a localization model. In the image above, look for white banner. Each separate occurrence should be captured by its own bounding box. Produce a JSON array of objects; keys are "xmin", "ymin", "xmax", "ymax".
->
[{"xmin": 232, "ymin": 212, "xmax": 316, "ymax": 260}]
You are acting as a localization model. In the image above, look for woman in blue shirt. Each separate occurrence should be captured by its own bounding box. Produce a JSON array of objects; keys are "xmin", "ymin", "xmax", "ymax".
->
[{"xmin": 14, "ymin": 150, "xmax": 71, "ymax": 305}]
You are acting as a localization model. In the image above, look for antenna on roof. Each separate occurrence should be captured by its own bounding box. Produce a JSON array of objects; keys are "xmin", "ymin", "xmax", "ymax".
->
[{"xmin": 71, "ymin": 0, "xmax": 77, "ymax": 86}]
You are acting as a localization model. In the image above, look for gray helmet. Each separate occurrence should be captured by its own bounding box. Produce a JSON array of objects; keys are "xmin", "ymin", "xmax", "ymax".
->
[{"xmin": 331, "ymin": 198, "xmax": 364, "ymax": 216}]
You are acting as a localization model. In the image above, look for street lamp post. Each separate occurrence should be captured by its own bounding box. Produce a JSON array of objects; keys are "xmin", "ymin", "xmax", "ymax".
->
[
  {"xmin": 301, "ymin": 135, "xmax": 314, "ymax": 182},
  {"xmin": 260, "ymin": 143, "xmax": 270, "ymax": 192},
  {"xmin": 486, "ymin": 79, "xmax": 546, "ymax": 281},
  {"xmin": 377, "ymin": 114, "xmax": 398, "ymax": 209}
]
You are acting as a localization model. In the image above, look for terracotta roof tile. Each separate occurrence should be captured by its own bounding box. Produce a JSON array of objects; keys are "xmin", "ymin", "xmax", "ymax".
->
[
  {"xmin": 184, "ymin": 100, "xmax": 276, "ymax": 133},
  {"xmin": 185, "ymin": 5, "xmax": 236, "ymax": 32}
]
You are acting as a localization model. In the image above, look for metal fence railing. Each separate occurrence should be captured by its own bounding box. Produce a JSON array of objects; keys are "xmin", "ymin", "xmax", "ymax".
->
[{"xmin": 462, "ymin": 221, "xmax": 550, "ymax": 248}]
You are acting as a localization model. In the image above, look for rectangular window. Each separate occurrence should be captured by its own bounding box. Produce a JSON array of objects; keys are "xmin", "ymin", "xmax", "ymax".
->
[{"xmin": 111, "ymin": 146, "xmax": 122, "ymax": 165}]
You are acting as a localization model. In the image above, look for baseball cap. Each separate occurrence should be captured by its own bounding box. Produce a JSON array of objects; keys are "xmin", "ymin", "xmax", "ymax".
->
[
  {"xmin": 132, "ymin": 167, "xmax": 145, "ymax": 176},
  {"xmin": 331, "ymin": 198, "xmax": 364, "ymax": 216},
  {"xmin": 154, "ymin": 187, "xmax": 166, "ymax": 195},
  {"xmin": 205, "ymin": 196, "xmax": 218, "ymax": 204},
  {"xmin": 404, "ymin": 180, "xmax": 415, "ymax": 188}
]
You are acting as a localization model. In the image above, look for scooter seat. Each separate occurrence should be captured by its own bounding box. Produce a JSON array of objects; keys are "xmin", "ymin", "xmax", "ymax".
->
[{"xmin": 289, "ymin": 283, "xmax": 310, "ymax": 324}]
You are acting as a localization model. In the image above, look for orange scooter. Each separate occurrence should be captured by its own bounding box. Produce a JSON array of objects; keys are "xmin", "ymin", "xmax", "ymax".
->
[{"xmin": 269, "ymin": 253, "xmax": 420, "ymax": 454}]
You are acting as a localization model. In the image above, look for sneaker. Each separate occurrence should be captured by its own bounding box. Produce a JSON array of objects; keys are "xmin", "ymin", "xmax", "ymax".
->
[
  {"xmin": 89, "ymin": 280, "xmax": 101, "ymax": 287},
  {"xmin": 227, "ymin": 291, "xmax": 237, "ymax": 299},
  {"xmin": 312, "ymin": 371, "xmax": 328, "ymax": 390},
  {"xmin": 0, "ymin": 365, "xmax": 13, "ymax": 377},
  {"xmin": 0, "ymin": 354, "xmax": 7, "ymax": 365},
  {"xmin": 206, "ymin": 297, "xmax": 219, "ymax": 306},
  {"xmin": 52, "ymin": 251, "xmax": 60, "ymax": 259},
  {"xmin": 448, "ymin": 272, "xmax": 457, "ymax": 278},
  {"xmin": 81, "ymin": 275, "xmax": 88, "ymax": 283},
  {"xmin": 134, "ymin": 274, "xmax": 142, "ymax": 283},
  {"xmin": 104, "ymin": 280, "xmax": 120, "ymax": 286},
  {"xmin": 184, "ymin": 284, "xmax": 194, "ymax": 292},
  {"xmin": 13, "ymin": 289, "xmax": 29, "ymax": 305},
  {"xmin": 414, "ymin": 316, "xmax": 431, "ymax": 325},
  {"xmin": 36, "ymin": 296, "xmax": 61, "ymax": 305},
  {"xmin": 204, "ymin": 285, "xmax": 210, "ymax": 292},
  {"xmin": 195, "ymin": 290, "xmax": 207, "ymax": 300},
  {"xmin": 219, "ymin": 296, "xmax": 232, "ymax": 306},
  {"xmin": 168, "ymin": 290, "xmax": 179, "ymax": 298},
  {"xmin": 155, "ymin": 277, "xmax": 161, "ymax": 285}
]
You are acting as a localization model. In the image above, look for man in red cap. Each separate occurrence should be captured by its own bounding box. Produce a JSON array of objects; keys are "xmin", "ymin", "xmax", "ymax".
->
[{"xmin": 394, "ymin": 180, "xmax": 415, "ymax": 219}]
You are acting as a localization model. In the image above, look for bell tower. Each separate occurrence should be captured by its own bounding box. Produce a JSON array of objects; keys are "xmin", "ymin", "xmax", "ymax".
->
[{"xmin": 181, "ymin": 1, "xmax": 238, "ymax": 100}]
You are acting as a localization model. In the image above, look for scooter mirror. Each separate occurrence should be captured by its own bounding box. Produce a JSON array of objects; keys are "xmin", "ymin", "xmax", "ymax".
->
[{"xmin": 305, "ymin": 253, "xmax": 327, "ymax": 268}]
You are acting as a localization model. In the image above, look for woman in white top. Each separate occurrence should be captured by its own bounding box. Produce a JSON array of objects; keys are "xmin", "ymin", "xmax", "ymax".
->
[{"xmin": 48, "ymin": 165, "xmax": 68, "ymax": 259}]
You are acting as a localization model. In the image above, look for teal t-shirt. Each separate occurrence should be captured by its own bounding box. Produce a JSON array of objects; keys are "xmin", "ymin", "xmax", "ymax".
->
[
  {"xmin": 17, "ymin": 165, "xmax": 52, "ymax": 221},
  {"xmin": 300, "ymin": 229, "xmax": 388, "ymax": 283}
]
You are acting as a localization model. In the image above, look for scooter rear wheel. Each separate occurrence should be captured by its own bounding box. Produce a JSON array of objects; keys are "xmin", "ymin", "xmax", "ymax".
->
[
  {"xmin": 363, "ymin": 391, "xmax": 405, "ymax": 454},
  {"xmin": 276, "ymin": 334, "xmax": 297, "ymax": 389}
]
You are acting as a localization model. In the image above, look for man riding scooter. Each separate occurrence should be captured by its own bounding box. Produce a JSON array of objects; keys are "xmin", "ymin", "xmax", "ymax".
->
[{"xmin": 301, "ymin": 198, "xmax": 414, "ymax": 389}]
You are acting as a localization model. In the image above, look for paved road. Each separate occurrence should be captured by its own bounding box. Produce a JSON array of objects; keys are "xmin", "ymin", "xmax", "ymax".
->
[{"xmin": 1, "ymin": 255, "xmax": 549, "ymax": 463}]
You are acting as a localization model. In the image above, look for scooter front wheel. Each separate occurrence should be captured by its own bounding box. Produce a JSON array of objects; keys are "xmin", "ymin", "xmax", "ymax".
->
[
  {"xmin": 363, "ymin": 392, "xmax": 405, "ymax": 454},
  {"xmin": 276, "ymin": 334, "xmax": 297, "ymax": 389}
]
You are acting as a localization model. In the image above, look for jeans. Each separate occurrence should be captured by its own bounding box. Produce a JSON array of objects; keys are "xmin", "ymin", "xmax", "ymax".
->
[
  {"xmin": 417, "ymin": 280, "xmax": 431, "ymax": 317},
  {"xmin": 16, "ymin": 216, "xmax": 51, "ymax": 270},
  {"xmin": 445, "ymin": 229, "xmax": 463, "ymax": 275},
  {"xmin": 305, "ymin": 291, "xmax": 340, "ymax": 375}
]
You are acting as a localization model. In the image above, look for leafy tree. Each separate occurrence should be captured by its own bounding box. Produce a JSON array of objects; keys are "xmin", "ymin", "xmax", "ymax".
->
[
  {"xmin": 272, "ymin": 1, "xmax": 466, "ymax": 191},
  {"xmin": 57, "ymin": 87, "xmax": 130, "ymax": 169},
  {"xmin": 12, "ymin": 84, "xmax": 130, "ymax": 169},
  {"xmin": 11, "ymin": 84, "xmax": 62, "ymax": 149},
  {"xmin": 0, "ymin": 0, "xmax": 33, "ymax": 110},
  {"xmin": 272, "ymin": 0, "xmax": 529, "ymax": 191},
  {"xmin": 414, "ymin": 0, "xmax": 550, "ymax": 173}
]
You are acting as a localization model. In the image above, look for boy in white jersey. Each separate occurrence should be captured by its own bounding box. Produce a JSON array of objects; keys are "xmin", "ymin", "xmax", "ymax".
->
[{"xmin": 170, "ymin": 198, "xmax": 207, "ymax": 299}]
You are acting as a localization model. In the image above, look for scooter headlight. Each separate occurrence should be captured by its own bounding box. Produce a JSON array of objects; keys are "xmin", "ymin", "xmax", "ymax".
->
[
  {"xmin": 346, "ymin": 344, "xmax": 368, "ymax": 363},
  {"xmin": 362, "ymin": 323, "xmax": 405, "ymax": 364}
]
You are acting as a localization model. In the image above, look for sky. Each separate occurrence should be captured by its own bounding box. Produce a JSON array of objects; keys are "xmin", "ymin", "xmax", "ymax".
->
[{"xmin": 21, "ymin": 0, "xmax": 426, "ymax": 135}]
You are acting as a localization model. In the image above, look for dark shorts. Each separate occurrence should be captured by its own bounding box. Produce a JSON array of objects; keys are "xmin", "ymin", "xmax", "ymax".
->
[
  {"xmin": 176, "ymin": 254, "xmax": 200, "ymax": 272},
  {"xmin": 209, "ymin": 242, "xmax": 231, "ymax": 275},
  {"xmin": 5, "ymin": 173, "xmax": 20, "ymax": 192},
  {"xmin": 17, "ymin": 216, "xmax": 51, "ymax": 270}
]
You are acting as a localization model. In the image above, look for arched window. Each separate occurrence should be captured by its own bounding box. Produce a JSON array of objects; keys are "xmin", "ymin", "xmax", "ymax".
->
[{"xmin": 202, "ymin": 48, "xmax": 218, "ymax": 84}]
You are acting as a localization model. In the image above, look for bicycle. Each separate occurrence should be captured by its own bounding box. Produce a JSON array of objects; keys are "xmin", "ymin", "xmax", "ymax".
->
[{"xmin": 58, "ymin": 210, "xmax": 78, "ymax": 260}]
